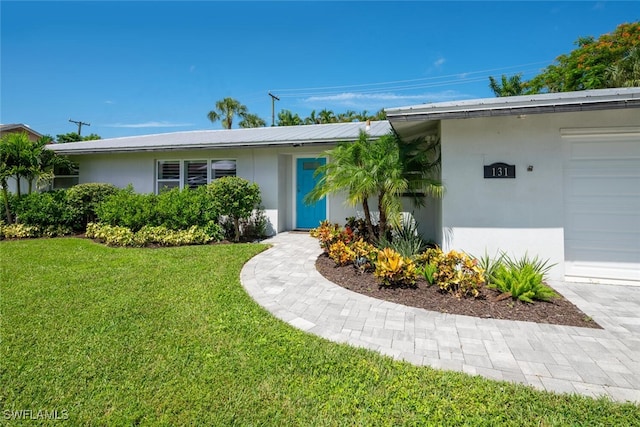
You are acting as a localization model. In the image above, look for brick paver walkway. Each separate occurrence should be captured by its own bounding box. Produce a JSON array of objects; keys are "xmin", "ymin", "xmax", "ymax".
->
[{"xmin": 240, "ymin": 232, "xmax": 640, "ymax": 403}]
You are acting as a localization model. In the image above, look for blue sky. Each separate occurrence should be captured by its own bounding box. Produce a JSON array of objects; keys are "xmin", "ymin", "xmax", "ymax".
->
[{"xmin": 1, "ymin": 1, "xmax": 638, "ymax": 139}]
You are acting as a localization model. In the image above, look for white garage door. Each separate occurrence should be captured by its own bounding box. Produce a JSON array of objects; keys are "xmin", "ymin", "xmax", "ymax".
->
[{"xmin": 563, "ymin": 127, "xmax": 640, "ymax": 284}]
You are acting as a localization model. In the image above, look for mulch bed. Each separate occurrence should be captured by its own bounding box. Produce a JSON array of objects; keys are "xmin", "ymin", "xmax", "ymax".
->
[{"xmin": 316, "ymin": 253, "xmax": 601, "ymax": 329}]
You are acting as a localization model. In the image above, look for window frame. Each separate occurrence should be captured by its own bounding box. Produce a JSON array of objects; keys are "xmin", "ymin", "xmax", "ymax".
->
[{"xmin": 155, "ymin": 159, "xmax": 236, "ymax": 194}]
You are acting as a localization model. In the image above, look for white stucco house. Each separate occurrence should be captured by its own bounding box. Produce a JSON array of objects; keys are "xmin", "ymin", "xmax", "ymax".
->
[
  {"xmin": 386, "ymin": 87, "xmax": 640, "ymax": 285},
  {"xmin": 49, "ymin": 87, "xmax": 640, "ymax": 285}
]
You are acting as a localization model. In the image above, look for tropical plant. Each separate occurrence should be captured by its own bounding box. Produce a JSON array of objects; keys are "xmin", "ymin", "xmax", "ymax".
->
[
  {"xmin": 376, "ymin": 216, "xmax": 426, "ymax": 259},
  {"xmin": 488, "ymin": 74, "xmax": 527, "ymax": 97},
  {"xmin": 238, "ymin": 113, "xmax": 267, "ymax": 129},
  {"xmin": 374, "ymin": 247, "xmax": 419, "ymax": 287},
  {"xmin": 431, "ymin": 250, "xmax": 484, "ymax": 298},
  {"xmin": 207, "ymin": 97, "xmax": 249, "ymax": 129},
  {"xmin": 306, "ymin": 131, "xmax": 443, "ymax": 241},
  {"xmin": 488, "ymin": 263, "xmax": 558, "ymax": 304},
  {"xmin": 276, "ymin": 110, "xmax": 304, "ymax": 126},
  {"xmin": 55, "ymin": 132, "xmax": 101, "ymax": 143},
  {"xmin": 606, "ymin": 46, "xmax": 640, "ymax": 87}
]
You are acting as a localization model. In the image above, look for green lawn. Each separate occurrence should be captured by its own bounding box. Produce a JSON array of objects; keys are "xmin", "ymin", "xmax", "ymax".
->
[{"xmin": 1, "ymin": 238, "xmax": 638, "ymax": 425}]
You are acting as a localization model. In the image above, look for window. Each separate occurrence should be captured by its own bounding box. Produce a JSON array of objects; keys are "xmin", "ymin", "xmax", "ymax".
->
[
  {"xmin": 157, "ymin": 160, "xmax": 180, "ymax": 193},
  {"xmin": 52, "ymin": 162, "xmax": 79, "ymax": 190},
  {"xmin": 156, "ymin": 159, "xmax": 236, "ymax": 193},
  {"xmin": 211, "ymin": 160, "xmax": 236, "ymax": 179},
  {"xmin": 184, "ymin": 160, "xmax": 208, "ymax": 189}
]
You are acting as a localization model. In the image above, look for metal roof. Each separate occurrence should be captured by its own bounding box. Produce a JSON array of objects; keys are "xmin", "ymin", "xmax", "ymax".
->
[
  {"xmin": 385, "ymin": 87, "xmax": 640, "ymax": 122},
  {"xmin": 47, "ymin": 121, "xmax": 392, "ymax": 155}
]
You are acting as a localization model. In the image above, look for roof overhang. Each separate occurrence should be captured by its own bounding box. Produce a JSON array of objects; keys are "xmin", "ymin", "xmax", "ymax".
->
[{"xmin": 386, "ymin": 88, "xmax": 640, "ymax": 138}]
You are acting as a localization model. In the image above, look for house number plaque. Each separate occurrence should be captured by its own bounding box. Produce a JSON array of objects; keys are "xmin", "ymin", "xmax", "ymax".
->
[{"xmin": 484, "ymin": 162, "xmax": 516, "ymax": 179}]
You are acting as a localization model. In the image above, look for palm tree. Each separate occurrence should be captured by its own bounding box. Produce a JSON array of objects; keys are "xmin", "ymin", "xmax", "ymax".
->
[
  {"xmin": 606, "ymin": 47, "xmax": 640, "ymax": 88},
  {"xmin": 304, "ymin": 110, "xmax": 319, "ymax": 125},
  {"xmin": 337, "ymin": 110, "xmax": 357, "ymax": 123},
  {"xmin": 489, "ymin": 74, "xmax": 527, "ymax": 97},
  {"xmin": 305, "ymin": 131, "xmax": 443, "ymax": 240},
  {"xmin": 207, "ymin": 97, "xmax": 248, "ymax": 129},
  {"xmin": 305, "ymin": 131, "xmax": 377, "ymax": 238},
  {"xmin": 277, "ymin": 110, "xmax": 304, "ymax": 126},
  {"xmin": 317, "ymin": 109, "xmax": 336, "ymax": 124},
  {"xmin": 238, "ymin": 113, "xmax": 266, "ymax": 128}
]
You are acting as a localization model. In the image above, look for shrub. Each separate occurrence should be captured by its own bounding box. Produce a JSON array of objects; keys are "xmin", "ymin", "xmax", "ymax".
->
[
  {"xmin": 86, "ymin": 222, "xmax": 219, "ymax": 247},
  {"xmin": 422, "ymin": 249, "xmax": 484, "ymax": 298},
  {"xmin": 14, "ymin": 190, "xmax": 74, "ymax": 229},
  {"xmin": 156, "ymin": 186, "xmax": 219, "ymax": 230},
  {"xmin": 205, "ymin": 177, "xmax": 261, "ymax": 242},
  {"xmin": 374, "ymin": 247, "xmax": 419, "ymax": 287},
  {"xmin": 345, "ymin": 216, "xmax": 378, "ymax": 242},
  {"xmin": 486, "ymin": 254, "xmax": 557, "ymax": 303},
  {"xmin": 1, "ymin": 223, "xmax": 41, "ymax": 239},
  {"xmin": 310, "ymin": 221, "xmax": 354, "ymax": 252},
  {"xmin": 66, "ymin": 183, "xmax": 119, "ymax": 231},
  {"xmin": 328, "ymin": 240, "xmax": 355, "ymax": 266},
  {"xmin": 240, "ymin": 207, "xmax": 268, "ymax": 240},
  {"xmin": 350, "ymin": 239, "xmax": 379, "ymax": 273},
  {"xmin": 95, "ymin": 186, "xmax": 157, "ymax": 231}
]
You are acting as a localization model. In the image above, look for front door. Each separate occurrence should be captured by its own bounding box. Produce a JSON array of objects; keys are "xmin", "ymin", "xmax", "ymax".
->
[{"xmin": 296, "ymin": 158, "xmax": 326, "ymax": 229}]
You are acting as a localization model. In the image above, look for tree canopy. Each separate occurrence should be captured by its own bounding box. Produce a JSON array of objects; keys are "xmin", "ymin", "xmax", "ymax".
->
[
  {"xmin": 55, "ymin": 132, "xmax": 101, "ymax": 143},
  {"xmin": 489, "ymin": 21, "xmax": 640, "ymax": 95}
]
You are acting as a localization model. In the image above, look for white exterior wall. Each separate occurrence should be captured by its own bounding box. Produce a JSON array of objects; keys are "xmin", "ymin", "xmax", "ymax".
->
[
  {"xmin": 72, "ymin": 145, "xmax": 353, "ymax": 235},
  {"xmin": 439, "ymin": 108, "xmax": 639, "ymax": 281}
]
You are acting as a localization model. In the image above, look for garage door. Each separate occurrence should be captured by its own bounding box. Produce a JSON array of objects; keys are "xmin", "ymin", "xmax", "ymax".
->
[{"xmin": 563, "ymin": 127, "xmax": 640, "ymax": 284}]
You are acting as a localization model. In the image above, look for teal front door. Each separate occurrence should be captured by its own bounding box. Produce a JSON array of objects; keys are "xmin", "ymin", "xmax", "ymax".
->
[{"xmin": 296, "ymin": 158, "xmax": 326, "ymax": 229}]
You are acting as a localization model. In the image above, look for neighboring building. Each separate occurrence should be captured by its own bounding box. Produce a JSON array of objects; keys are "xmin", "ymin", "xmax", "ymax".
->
[
  {"xmin": 47, "ymin": 87, "xmax": 640, "ymax": 285},
  {"xmin": 0, "ymin": 123, "xmax": 43, "ymax": 141},
  {"xmin": 386, "ymin": 87, "xmax": 640, "ymax": 285}
]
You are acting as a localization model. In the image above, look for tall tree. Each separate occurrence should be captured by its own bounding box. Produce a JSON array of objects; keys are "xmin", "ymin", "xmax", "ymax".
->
[
  {"xmin": 276, "ymin": 110, "xmax": 304, "ymax": 126},
  {"xmin": 488, "ymin": 74, "xmax": 527, "ymax": 97},
  {"xmin": 238, "ymin": 113, "xmax": 266, "ymax": 128},
  {"xmin": 55, "ymin": 132, "xmax": 101, "ymax": 143},
  {"xmin": 527, "ymin": 22, "xmax": 640, "ymax": 93},
  {"xmin": 207, "ymin": 97, "xmax": 248, "ymax": 129},
  {"xmin": 317, "ymin": 109, "xmax": 336, "ymax": 124},
  {"xmin": 606, "ymin": 46, "xmax": 640, "ymax": 87}
]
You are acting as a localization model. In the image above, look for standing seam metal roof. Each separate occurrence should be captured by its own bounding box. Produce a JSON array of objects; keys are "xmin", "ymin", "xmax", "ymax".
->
[{"xmin": 48, "ymin": 121, "xmax": 392, "ymax": 154}]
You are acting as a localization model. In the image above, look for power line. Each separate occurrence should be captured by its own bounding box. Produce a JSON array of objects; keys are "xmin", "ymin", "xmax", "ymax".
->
[{"xmin": 270, "ymin": 61, "xmax": 549, "ymax": 95}]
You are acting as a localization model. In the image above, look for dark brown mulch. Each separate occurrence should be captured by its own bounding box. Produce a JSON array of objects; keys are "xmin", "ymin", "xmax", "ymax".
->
[{"xmin": 316, "ymin": 253, "xmax": 601, "ymax": 329}]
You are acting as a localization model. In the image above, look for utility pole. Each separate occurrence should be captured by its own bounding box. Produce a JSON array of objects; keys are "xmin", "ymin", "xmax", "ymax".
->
[
  {"xmin": 69, "ymin": 119, "xmax": 90, "ymax": 136},
  {"xmin": 268, "ymin": 92, "xmax": 279, "ymax": 127}
]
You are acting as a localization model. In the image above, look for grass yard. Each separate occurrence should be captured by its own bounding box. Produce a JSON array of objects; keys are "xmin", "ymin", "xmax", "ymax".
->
[{"xmin": 1, "ymin": 238, "xmax": 638, "ymax": 425}]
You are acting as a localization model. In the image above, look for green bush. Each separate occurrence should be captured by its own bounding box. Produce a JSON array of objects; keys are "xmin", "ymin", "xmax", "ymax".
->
[
  {"xmin": 486, "ymin": 254, "xmax": 557, "ymax": 303},
  {"xmin": 66, "ymin": 183, "xmax": 119, "ymax": 231},
  {"xmin": 1, "ymin": 223, "xmax": 41, "ymax": 239},
  {"xmin": 14, "ymin": 190, "xmax": 74, "ymax": 229},
  {"xmin": 156, "ymin": 187, "xmax": 219, "ymax": 230},
  {"xmin": 96, "ymin": 186, "xmax": 157, "ymax": 231},
  {"xmin": 206, "ymin": 177, "xmax": 261, "ymax": 242}
]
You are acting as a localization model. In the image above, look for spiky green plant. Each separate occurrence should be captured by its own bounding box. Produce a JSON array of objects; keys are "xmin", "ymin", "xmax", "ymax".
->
[{"xmin": 488, "ymin": 263, "xmax": 558, "ymax": 304}]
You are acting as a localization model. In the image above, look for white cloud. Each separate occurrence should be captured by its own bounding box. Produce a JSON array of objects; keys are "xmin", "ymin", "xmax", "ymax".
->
[
  {"xmin": 104, "ymin": 100, "xmax": 115, "ymax": 104},
  {"xmin": 106, "ymin": 121, "xmax": 194, "ymax": 128},
  {"xmin": 434, "ymin": 57, "xmax": 446, "ymax": 67}
]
